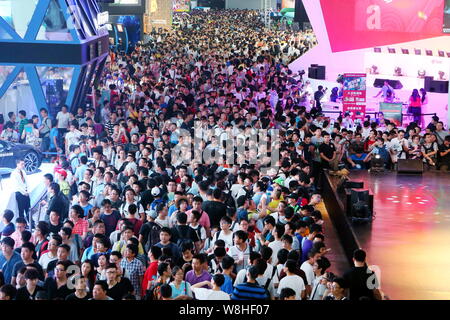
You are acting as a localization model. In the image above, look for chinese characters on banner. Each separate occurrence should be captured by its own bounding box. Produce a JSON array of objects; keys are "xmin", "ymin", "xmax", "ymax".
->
[{"xmin": 342, "ymin": 73, "xmax": 367, "ymax": 122}]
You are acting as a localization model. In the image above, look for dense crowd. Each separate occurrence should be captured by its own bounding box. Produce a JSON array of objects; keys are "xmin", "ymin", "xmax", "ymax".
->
[{"xmin": 0, "ymin": 8, "xmax": 447, "ymax": 301}]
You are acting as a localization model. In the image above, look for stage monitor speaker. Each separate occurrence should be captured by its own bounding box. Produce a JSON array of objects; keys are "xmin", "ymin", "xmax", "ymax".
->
[
  {"xmin": 344, "ymin": 181, "xmax": 364, "ymax": 189},
  {"xmin": 373, "ymin": 79, "xmax": 403, "ymax": 89},
  {"xmin": 397, "ymin": 159, "xmax": 423, "ymax": 174}
]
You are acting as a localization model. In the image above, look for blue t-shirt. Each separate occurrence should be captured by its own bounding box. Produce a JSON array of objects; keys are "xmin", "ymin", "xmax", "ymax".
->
[
  {"xmin": 1, "ymin": 223, "xmax": 15, "ymax": 237},
  {"xmin": 49, "ymin": 127, "xmax": 59, "ymax": 149},
  {"xmin": 0, "ymin": 251, "xmax": 22, "ymax": 284},
  {"xmin": 170, "ymin": 281, "xmax": 191, "ymax": 298},
  {"xmin": 221, "ymin": 274, "xmax": 234, "ymax": 294},
  {"xmin": 81, "ymin": 203, "xmax": 93, "ymax": 217}
]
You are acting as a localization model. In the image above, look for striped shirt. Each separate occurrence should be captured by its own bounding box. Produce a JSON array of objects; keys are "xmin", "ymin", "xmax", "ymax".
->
[
  {"xmin": 71, "ymin": 218, "xmax": 89, "ymax": 237},
  {"xmin": 231, "ymin": 282, "xmax": 269, "ymax": 300}
]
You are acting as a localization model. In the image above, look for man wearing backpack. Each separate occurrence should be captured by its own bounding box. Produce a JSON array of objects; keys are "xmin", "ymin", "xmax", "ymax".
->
[
  {"xmin": 154, "ymin": 227, "xmax": 181, "ymax": 263},
  {"xmin": 139, "ymin": 211, "xmax": 162, "ymax": 253},
  {"xmin": 227, "ymin": 230, "xmax": 252, "ymax": 272},
  {"xmin": 170, "ymin": 212, "xmax": 200, "ymax": 253}
]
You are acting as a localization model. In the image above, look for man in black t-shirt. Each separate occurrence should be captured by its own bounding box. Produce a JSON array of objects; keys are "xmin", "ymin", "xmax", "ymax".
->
[
  {"xmin": 318, "ymin": 132, "xmax": 336, "ymax": 169},
  {"xmin": 170, "ymin": 212, "xmax": 200, "ymax": 251},
  {"xmin": 438, "ymin": 135, "xmax": 450, "ymax": 171},
  {"xmin": 11, "ymin": 243, "xmax": 45, "ymax": 286},
  {"xmin": 105, "ymin": 264, "xmax": 134, "ymax": 300},
  {"xmin": 202, "ymin": 189, "xmax": 227, "ymax": 228},
  {"xmin": 343, "ymin": 249, "xmax": 382, "ymax": 301}
]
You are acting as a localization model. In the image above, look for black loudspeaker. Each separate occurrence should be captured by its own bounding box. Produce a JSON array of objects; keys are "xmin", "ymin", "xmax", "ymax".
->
[
  {"xmin": 425, "ymin": 77, "xmax": 449, "ymax": 93},
  {"xmin": 308, "ymin": 65, "xmax": 326, "ymax": 80},
  {"xmin": 373, "ymin": 79, "xmax": 403, "ymax": 89},
  {"xmin": 344, "ymin": 181, "xmax": 364, "ymax": 189},
  {"xmin": 397, "ymin": 159, "xmax": 424, "ymax": 174},
  {"xmin": 349, "ymin": 189, "xmax": 373, "ymax": 223}
]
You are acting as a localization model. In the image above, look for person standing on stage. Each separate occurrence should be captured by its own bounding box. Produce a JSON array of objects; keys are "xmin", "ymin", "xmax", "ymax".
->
[
  {"xmin": 409, "ymin": 89, "xmax": 422, "ymax": 127},
  {"xmin": 374, "ymin": 81, "xmax": 394, "ymax": 99},
  {"xmin": 11, "ymin": 159, "xmax": 31, "ymax": 226}
]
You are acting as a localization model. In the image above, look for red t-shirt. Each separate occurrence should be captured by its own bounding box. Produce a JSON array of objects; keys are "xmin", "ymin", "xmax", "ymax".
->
[{"xmin": 141, "ymin": 261, "xmax": 158, "ymax": 297}]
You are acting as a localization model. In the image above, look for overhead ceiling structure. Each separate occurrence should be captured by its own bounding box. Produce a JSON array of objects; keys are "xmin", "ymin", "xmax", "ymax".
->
[{"xmin": 0, "ymin": 0, "xmax": 110, "ymax": 118}]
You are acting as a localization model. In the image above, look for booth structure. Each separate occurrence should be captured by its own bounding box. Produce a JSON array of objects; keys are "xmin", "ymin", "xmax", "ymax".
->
[
  {"xmin": 0, "ymin": 0, "xmax": 109, "ymax": 118},
  {"xmin": 106, "ymin": 22, "xmax": 129, "ymax": 53}
]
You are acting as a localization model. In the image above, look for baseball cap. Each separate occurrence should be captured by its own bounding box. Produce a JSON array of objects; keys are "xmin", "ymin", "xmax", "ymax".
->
[
  {"xmin": 146, "ymin": 209, "xmax": 158, "ymax": 219},
  {"xmin": 151, "ymin": 187, "xmax": 161, "ymax": 197},
  {"xmin": 287, "ymin": 193, "xmax": 299, "ymax": 200},
  {"xmin": 56, "ymin": 169, "xmax": 67, "ymax": 179},
  {"xmin": 273, "ymin": 177, "xmax": 285, "ymax": 186}
]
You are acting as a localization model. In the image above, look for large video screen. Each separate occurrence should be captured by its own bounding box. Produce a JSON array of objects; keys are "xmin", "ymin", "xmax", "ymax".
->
[
  {"xmin": 444, "ymin": 0, "xmax": 450, "ymax": 33},
  {"xmin": 110, "ymin": 15, "xmax": 141, "ymax": 44},
  {"xmin": 320, "ymin": 0, "xmax": 448, "ymax": 52}
]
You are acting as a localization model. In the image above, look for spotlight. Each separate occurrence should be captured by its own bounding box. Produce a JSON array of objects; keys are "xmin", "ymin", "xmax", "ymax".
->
[
  {"xmin": 394, "ymin": 67, "xmax": 403, "ymax": 76},
  {"xmin": 374, "ymin": 47, "xmax": 382, "ymax": 53},
  {"xmin": 439, "ymin": 71, "xmax": 446, "ymax": 80},
  {"xmin": 414, "ymin": 49, "xmax": 421, "ymax": 55},
  {"xmin": 447, "ymin": 52, "xmax": 450, "ymax": 58},
  {"xmin": 426, "ymin": 50, "xmax": 433, "ymax": 56},
  {"xmin": 438, "ymin": 51, "xmax": 445, "ymax": 57},
  {"xmin": 388, "ymin": 48, "xmax": 396, "ymax": 54},
  {"xmin": 401, "ymin": 49, "xmax": 409, "ymax": 54},
  {"xmin": 417, "ymin": 69, "xmax": 426, "ymax": 78},
  {"xmin": 371, "ymin": 65, "xmax": 379, "ymax": 75}
]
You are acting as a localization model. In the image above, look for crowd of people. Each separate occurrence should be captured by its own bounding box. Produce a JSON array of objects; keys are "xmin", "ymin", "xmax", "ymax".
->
[{"xmin": 0, "ymin": 8, "xmax": 447, "ymax": 301}]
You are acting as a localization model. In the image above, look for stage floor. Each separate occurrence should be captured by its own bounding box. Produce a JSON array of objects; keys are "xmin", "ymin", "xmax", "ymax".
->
[
  {"xmin": 349, "ymin": 170, "xmax": 450, "ymax": 300},
  {"xmin": 0, "ymin": 163, "xmax": 54, "ymax": 228}
]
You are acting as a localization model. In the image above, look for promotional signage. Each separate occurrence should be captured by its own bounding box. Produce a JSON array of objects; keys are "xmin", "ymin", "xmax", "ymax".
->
[
  {"xmin": 320, "ymin": 0, "xmax": 447, "ymax": 52},
  {"xmin": 342, "ymin": 73, "xmax": 367, "ymax": 122},
  {"xmin": 379, "ymin": 102, "xmax": 403, "ymax": 126},
  {"xmin": 173, "ymin": 0, "xmax": 191, "ymax": 12},
  {"xmin": 98, "ymin": 11, "xmax": 109, "ymax": 26}
]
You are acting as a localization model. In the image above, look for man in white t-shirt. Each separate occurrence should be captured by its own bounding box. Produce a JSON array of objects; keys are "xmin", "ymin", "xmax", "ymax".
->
[
  {"xmin": 388, "ymin": 130, "xmax": 408, "ymax": 163},
  {"xmin": 65, "ymin": 121, "xmax": 82, "ymax": 155},
  {"xmin": 191, "ymin": 274, "xmax": 230, "ymax": 300},
  {"xmin": 301, "ymin": 250, "xmax": 320, "ymax": 297},
  {"xmin": 268, "ymin": 225, "xmax": 284, "ymax": 266},
  {"xmin": 56, "ymin": 105, "xmax": 70, "ymax": 130},
  {"xmin": 227, "ymin": 230, "xmax": 252, "ymax": 273},
  {"xmin": 277, "ymin": 259, "xmax": 306, "ymax": 300}
]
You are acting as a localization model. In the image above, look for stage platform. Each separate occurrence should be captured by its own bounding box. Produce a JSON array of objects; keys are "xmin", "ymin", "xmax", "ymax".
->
[
  {"xmin": 324, "ymin": 170, "xmax": 450, "ymax": 300},
  {"xmin": 0, "ymin": 163, "xmax": 54, "ymax": 229}
]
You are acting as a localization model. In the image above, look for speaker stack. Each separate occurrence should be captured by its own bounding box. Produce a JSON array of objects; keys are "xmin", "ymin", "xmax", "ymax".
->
[
  {"xmin": 424, "ymin": 76, "xmax": 449, "ymax": 93},
  {"xmin": 308, "ymin": 64, "xmax": 326, "ymax": 80},
  {"xmin": 397, "ymin": 159, "xmax": 424, "ymax": 174}
]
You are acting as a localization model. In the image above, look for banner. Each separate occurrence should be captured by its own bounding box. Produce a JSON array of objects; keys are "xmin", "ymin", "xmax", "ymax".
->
[
  {"xmin": 379, "ymin": 102, "xmax": 403, "ymax": 126},
  {"xmin": 173, "ymin": 0, "xmax": 191, "ymax": 12},
  {"xmin": 320, "ymin": 0, "xmax": 446, "ymax": 52},
  {"xmin": 342, "ymin": 73, "xmax": 367, "ymax": 122}
]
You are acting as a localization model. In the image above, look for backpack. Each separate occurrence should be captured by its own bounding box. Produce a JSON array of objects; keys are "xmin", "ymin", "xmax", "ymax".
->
[
  {"xmin": 146, "ymin": 281, "xmax": 163, "ymax": 300},
  {"xmin": 175, "ymin": 225, "xmax": 194, "ymax": 250},
  {"xmin": 243, "ymin": 265, "xmax": 276, "ymax": 291},
  {"xmin": 144, "ymin": 222, "xmax": 162, "ymax": 253}
]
